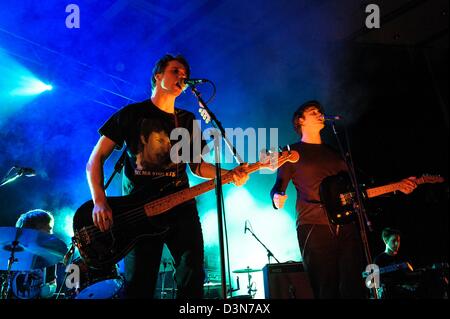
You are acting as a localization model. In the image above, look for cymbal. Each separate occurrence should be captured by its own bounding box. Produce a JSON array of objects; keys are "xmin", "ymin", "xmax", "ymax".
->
[
  {"xmin": 0, "ymin": 227, "xmax": 68, "ymax": 271},
  {"xmin": 232, "ymin": 267, "xmax": 261, "ymax": 274}
]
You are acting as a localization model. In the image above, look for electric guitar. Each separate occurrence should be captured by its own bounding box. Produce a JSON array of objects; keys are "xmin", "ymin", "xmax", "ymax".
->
[
  {"xmin": 362, "ymin": 262, "xmax": 413, "ymax": 278},
  {"xmin": 73, "ymin": 150, "xmax": 300, "ymax": 268},
  {"xmin": 320, "ymin": 173, "xmax": 444, "ymax": 225}
]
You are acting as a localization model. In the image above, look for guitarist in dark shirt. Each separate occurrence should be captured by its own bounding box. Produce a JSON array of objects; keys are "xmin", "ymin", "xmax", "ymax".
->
[
  {"xmin": 86, "ymin": 54, "xmax": 249, "ymax": 298},
  {"xmin": 270, "ymin": 100, "xmax": 417, "ymax": 299}
]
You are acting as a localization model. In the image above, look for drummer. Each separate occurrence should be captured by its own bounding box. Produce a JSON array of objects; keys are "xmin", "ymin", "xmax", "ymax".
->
[{"xmin": 12, "ymin": 209, "xmax": 58, "ymax": 299}]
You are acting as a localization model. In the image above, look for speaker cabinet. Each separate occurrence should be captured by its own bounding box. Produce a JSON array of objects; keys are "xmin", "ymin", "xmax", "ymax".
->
[{"xmin": 263, "ymin": 262, "xmax": 314, "ymax": 299}]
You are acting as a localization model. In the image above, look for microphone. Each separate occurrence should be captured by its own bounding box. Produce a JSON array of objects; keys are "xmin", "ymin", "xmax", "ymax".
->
[
  {"xmin": 182, "ymin": 78, "xmax": 209, "ymax": 86},
  {"xmin": 244, "ymin": 220, "xmax": 248, "ymax": 234},
  {"xmin": 16, "ymin": 167, "xmax": 36, "ymax": 177},
  {"xmin": 322, "ymin": 115, "xmax": 342, "ymax": 121}
]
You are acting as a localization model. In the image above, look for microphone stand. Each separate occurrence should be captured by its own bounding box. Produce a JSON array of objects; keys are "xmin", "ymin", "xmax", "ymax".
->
[
  {"xmin": 0, "ymin": 167, "xmax": 25, "ymax": 187},
  {"xmin": 330, "ymin": 120, "xmax": 377, "ymax": 299},
  {"xmin": 0, "ymin": 228, "xmax": 22, "ymax": 299},
  {"xmin": 189, "ymin": 83, "xmax": 243, "ymax": 299},
  {"xmin": 246, "ymin": 225, "xmax": 280, "ymax": 264},
  {"xmin": 55, "ymin": 239, "xmax": 76, "ymax": 299}
]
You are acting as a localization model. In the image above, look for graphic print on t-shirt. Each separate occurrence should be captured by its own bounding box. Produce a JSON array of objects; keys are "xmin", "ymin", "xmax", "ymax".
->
[{"xmin": 135, "ymin": 117, "xmax": 178, "ymax": 177}]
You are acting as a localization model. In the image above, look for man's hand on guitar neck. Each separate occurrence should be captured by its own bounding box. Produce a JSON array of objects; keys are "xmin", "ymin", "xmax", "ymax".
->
[
  {"xmin": 397, "ymin": 176, "xmax": 417, "ymax": 194},
  {"xmin": 93, "ymin": 200, "xmax": 113, "ymax": 232},
  {"xmin": 190, "ymin": 162, "xmax": 249, "ymax": 186},
  {"xmin": 229, "ymin": 163, "xmax": 250, "ymax": 187}
]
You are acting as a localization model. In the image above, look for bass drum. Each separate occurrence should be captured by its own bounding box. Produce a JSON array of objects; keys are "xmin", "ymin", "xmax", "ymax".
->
[
  {"xmin": 10, "ymin": 269, "xmax": 44, "ymax": 299},
  {"xmin": 75, "ymin": 278, "xmax": 124, "ymax": 299},
  {"xmin": 67, "ymin": 257, "xmax": 123, "ymax": 299}
]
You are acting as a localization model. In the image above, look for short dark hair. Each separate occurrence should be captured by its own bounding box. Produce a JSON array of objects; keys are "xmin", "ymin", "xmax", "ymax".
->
[
  {"xmin": 140, "ymin": 117, "xmax": 167, "ymax": 138},
  {"xmin": 16, "ymin": 209, "xmax": 54, "ymax": 229},
  {"xmin": 292, "ymin": 100, "xmax": 324, "ymax": 135},
  {"xmin": 381, "ymin": 227, "xmax": 401, "ymax": 243},
  {"xmin": 151, "ymin": 54, "xmax": 191, "ymax": 90},
  {"xmin": 138, "ymin": 118, "xmax": 171, "ymax": 153}
]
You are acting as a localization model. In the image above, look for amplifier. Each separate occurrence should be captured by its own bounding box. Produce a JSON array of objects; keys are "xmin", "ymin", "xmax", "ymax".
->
[{"xmin": 262, "ymin": 262, "xmax": 314, "ymax": 299}]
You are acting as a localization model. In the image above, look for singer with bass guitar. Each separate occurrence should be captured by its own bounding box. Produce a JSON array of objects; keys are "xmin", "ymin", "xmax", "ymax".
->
[
  {"xmin": 85, "ymin": 54, "xmax": 249, "ymax": 299},
  {"xmin": 270, "ymin": 100, "xmax": 418, "ymax": 299}
]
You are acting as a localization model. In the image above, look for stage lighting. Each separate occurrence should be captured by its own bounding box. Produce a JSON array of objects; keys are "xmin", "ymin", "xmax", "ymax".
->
[
  {"xmin": 54, "ymin": 208, "xmax": 74, "ymax": 240},
  {"xmin": 10, "ymin": 76, "xmax": 53, "ymax": 96}
]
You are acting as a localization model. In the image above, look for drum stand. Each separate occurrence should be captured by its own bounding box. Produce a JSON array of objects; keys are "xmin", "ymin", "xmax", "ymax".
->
[
  {"xmin": 159, "ymin": 259, "xmax": 176, "ymax": 299},
  {"xmin": 244, "ymin": 272, "xmax": 257, "ymax": 298},
  {"xmin": 55, "ymin": 239, "xmax": 76, "ymax": 299},
  {"xmin": 160, "ymin": 261, "xmax": 168, "ymax": 299}
]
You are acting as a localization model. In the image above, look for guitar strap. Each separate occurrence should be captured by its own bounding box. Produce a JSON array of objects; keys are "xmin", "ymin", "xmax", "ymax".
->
[
  {"xmin": 304, "ymin": 199, "xmax": 322, "ymax": 204},
  {"xmin": 173, "ymin": 110, "xmax": 180, "ymax": 182},
  {"xmin": 104, "ymin": 147, "xmax": 128, "ymax": 190}
]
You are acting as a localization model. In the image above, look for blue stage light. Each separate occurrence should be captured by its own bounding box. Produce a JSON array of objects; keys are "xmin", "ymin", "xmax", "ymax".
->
[{"xmin": 10, "ymin": 76, "xmax": 53, "ymax": 96}]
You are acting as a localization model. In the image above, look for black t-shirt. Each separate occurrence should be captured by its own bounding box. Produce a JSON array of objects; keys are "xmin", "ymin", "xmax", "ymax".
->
[
  {"xmin": 374, "ymin": 252, "xmax": 401, "ymax": 268},
  {"xmin": 271, "ymin": 142, "xmax": 347, "ymax": 225},
  {"xmin": 99, "ymin": 100, "xmax": 207, "ymax": 196}
]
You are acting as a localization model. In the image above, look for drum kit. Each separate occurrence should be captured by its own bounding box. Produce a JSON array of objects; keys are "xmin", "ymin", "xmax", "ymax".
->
[
  {"xmin": 65, "ymin": 257, "xmax": 124, "ymax": 299},
  {"xmin": 0, "ymin": 226, "xmax": 124, "ymax": 299},
  {"xmin": 2, "ymin": 222, "xmax": 448, "ymax": 300},
  {"xmin": 231, "ymin": 266, "xmax": 261, "ymax": 299},
  {"xmin": 0, "ymin": 226, "xmax": 262, "ymax": 300},
  {"xmin": 200, "ymin": 266, "xmax": 262, "ymax": 299}
]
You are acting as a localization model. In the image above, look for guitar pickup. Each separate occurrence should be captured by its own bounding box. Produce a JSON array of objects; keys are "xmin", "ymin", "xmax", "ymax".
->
[{"xmin": 336, "ymin": 211, "xmax": 352, "ymax": 220}]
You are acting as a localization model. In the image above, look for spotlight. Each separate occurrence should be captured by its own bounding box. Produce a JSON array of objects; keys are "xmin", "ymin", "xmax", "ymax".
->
[{"xmin": 10, "ymin": 77, "xmax": 54, "ymax": 96}]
